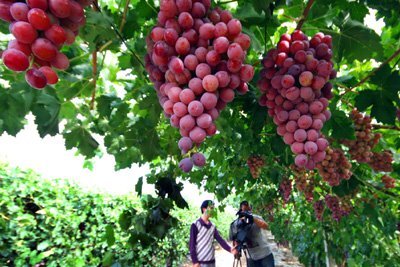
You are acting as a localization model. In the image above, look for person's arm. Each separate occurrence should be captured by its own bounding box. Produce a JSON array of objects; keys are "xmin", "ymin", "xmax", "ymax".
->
[
  {"xmin": 253, "ymin": 215, "xmax": 268, "ymax": 230},
  {"xmin": 189, "ymin": 223, "xmax": 199, "ymax": 264},
  {"xmin": 214, "ymin": 227, "xmax": 232, "ymax": 252}
]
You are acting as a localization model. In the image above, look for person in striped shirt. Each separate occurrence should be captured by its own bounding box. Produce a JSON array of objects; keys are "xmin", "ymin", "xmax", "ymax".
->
[{"xmin": 189, "ymin": 200, "xmax": 237, "ymax": 267}]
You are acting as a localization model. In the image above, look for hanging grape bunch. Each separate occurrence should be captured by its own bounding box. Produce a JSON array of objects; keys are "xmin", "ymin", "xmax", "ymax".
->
[
  {"xmin": 258, "ymin": 30, "xmax": 335, "ymax": 170},
  {"xmin": 247, "ymin": 155, "xmax": 265, "ymax": 178},
  {"xmin": 381, "ymin": 175, "xmax": 396, "ymax": 189},
  {"xmin": 369, "ymin": 150, "xmax": 393, "ymax": 173},
  {"xmin": 315, "ymin": 147, "xmax": 352, "ymax": 186},
  {"xmin": 341, "ymin": 109, "xmax": 394, "ymax": 173},
  {"xmin": 324, "ymin": 194, "xmax": 352, "ymax": 221},
  {"xmin": 313, "ymin": 199, "xmax": 324, "ymax": 221},
  {"xmin": 291, "ymin": 164, "xmax": 314, "ymax": 202},
  {"xmin": 279, "ymin": 178, "xmax": 292, "ymax": 203},
  {"xmin": 342, "ymin": 109, "xmax": 381, "ymax": 163},
  {"xmin": 145, "ymin": 0, "xmax": 254, "ymax": 172},
  {"xmin": 0, "ymin": 0, "xmax": 90, "ymax": 89}
]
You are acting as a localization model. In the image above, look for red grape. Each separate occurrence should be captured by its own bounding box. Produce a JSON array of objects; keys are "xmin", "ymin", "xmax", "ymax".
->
[
  {"xmin": 2, "ymin": 48, "xmax": 29, "ymax": 71},
  {"xmin": 25, "ymin": 68, "xmax": 47, "ymax": 89}
]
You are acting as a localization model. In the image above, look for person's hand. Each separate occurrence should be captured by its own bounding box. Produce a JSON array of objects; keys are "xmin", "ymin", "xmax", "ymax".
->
[
  {"xmin": 231, "ymin": 247, "xmax": 238, "ymax": 255},
  {"xmin": 193, "ymin": 263, "xmax": 200, "ymax": 267}
]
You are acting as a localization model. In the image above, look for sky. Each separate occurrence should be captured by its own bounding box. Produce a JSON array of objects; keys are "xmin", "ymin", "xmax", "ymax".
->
[{"xmin": 0, "ymin": 114, "xmax": 213, "ymax": 205}]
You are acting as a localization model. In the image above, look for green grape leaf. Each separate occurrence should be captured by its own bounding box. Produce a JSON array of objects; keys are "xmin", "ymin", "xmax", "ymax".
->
[
  {"xmin": 135, "ymin": 177, "xmax": 143, "ymax": 196},
  {"xmin": 104, "ymin": 225, "xmax": 115, "ymax": 246},
  {"xmin": 355, "ymin": 89, "xmax": 397, "ymax": 125},
  {"xmin": 332, "ymin": 18, "xmax": 384, "ymax": 62},
  {"xmin": 64, "ymin": 127, "xmax": 99, "ymax": 158},
  {"xmin": 31, "ymin": 92, "xmax": 60, "ymax": 137},
  {"xmin": 324, "ymin": 108, "xmax": 355, "ymax": 140}
]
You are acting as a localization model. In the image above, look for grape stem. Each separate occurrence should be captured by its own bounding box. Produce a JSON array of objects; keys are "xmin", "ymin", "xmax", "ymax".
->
[
  {"xmin": 92, "ymin": 1, "xmax": 146, "ymax": 69},
  {"xmin": 339, "ymin": 47, "xmax": 400, "ymax": 97},
  {"xmin": 296, "ymin": 0, "xmax": 315, "ymax": 30}
]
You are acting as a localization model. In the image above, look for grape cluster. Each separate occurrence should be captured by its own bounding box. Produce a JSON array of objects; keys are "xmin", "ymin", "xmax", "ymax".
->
[
  {"xmin": 145, "ymin": 0, "xmax": 254, "ymax": 172},
  {"xmin": 0, "ymin": 0, "xmax": 90, "ymax": 89},
  {"xmin": 279, "ymin": 178, "xmax": 292, "ymax": 203},
  {"xmin": 291, "ymin": 164, "xmax": 314, "ymax": 202},
  {"xmin": 325, "ymin": 194, "xmax": 347, "ymax": 221},
  {"xmin": 247, "ymin": 155, "xmax": 265, "ymax": 178},
  {"xmin": 313, "ymin": 199, "xmax": 325, "ymax": 221},
  {"xmin": 382, "ymin": 175, "xmax": 396, "ymax": 189},
  {"xmin": 329, "ymin": 195, "xmax": 353, "ymax": 221},
  {"xmin": 316, "ymin": 147, "xmax": 352, "ymax": 186},
  {"xmin": 257, "ymin": 30, "xmax": 335, "ymax": 170},
  {"xmin": 342, "ymin": 109, "xmax": 380, "ymax": 163},
  {"xmin": 369, "ymin": 150, "xmax": 393, "ymax": 172}
]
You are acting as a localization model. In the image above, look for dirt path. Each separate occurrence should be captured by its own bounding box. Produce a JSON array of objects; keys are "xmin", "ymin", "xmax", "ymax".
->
[{"xmin": 182, "ymin": 231, "xmax": 303, "ymax": 267}]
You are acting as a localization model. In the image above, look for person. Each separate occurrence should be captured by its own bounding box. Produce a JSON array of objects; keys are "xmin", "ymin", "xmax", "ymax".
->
[
  {"xmin": 189, "ymin": 200, "xmax": 237, "ymax": 267},
  {"xmin": 229, "ymin": 201, "xmax": 275, "ymax": 267}
]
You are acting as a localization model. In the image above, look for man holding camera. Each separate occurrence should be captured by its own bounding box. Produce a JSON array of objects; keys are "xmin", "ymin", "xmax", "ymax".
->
[
  {"xmin": 229, "ymin": 201, "xmax": 275, "ymax": 267},
  {"xmin": 189, "ymin": 200, "xmax": 238, "ymax": 267}
]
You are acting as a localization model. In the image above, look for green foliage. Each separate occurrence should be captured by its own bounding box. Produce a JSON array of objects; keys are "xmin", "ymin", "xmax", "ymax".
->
[
  {"xmin": 0, "ymin": 163, "xmax": 130, "ymax": 266},
  {"xmin": 0, "ymin": 164, "xmax": 240, "ymax": 266},
  {"xmin": 0, "ymin": 164, "xmax": 189, "ymax": 266}
]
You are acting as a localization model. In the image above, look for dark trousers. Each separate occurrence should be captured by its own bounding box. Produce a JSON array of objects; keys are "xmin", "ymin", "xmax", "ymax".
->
[{"xmin": 247, "ymin": 253, "xmax": 275, "ymax": 267}]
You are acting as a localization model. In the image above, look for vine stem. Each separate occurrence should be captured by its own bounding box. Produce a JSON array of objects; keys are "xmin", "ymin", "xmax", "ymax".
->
[
  {"xmin": 92, "ymin": 1, "xmax": 146, "ymax": 69},
  {"xmin": 119, "ymin": 0, "xmax": 131, "ymax": 33},
  {"xmin": 90, "ymin": 49, "xmax": 98, "ymax": 110},
  {"xmin": 218, "ymin": 0, "xmax": 238, "ymax": 4},
  {"xmin": 339, "ymin": 47, "xmax": 400, "ymax": 97},
  {"xmin": 281, "ymin": 14, "xmax": 298, "ymax": 22},
  {"xmin": 352, "ymin": 174, "xmax": 399, "ymax": 199},
  {"xmin": 371, "ymin": 124, "xmax": 400, "ymax": 131},
  {"xmin": 296, "ymin": 0, "xmax": 315, "ymax": 30},
  {"xmin": 90, "ymin": 0, "xmax": 99, "ymax": 110}
]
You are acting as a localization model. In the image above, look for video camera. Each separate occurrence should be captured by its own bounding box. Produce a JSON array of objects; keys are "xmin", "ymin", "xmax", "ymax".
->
[{"xmin": 233, "ymin": 210, "xmax": 254, "ymax": 253}]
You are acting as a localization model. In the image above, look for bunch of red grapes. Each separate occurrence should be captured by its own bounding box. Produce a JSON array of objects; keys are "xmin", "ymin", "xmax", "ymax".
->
[
  {"xmin": 247, "ymin": 155, "xmax": 265, "ymax": 178},
  {"xmin": 369, "ymin": 150, "xmax": 393, "ymax": 172},
  {"xmin": 381, "ymin": 174, "xmax": 396, "ymax": 189},
  {"xmin": 325, "ymin": 194, "xmax": 352, "ymax": 221},
  {"xmin": 145, "ymin": 0, "xmax": 254, "ymax": 172},
  {"xmin": 258, "ymin": 30, "xmax": 335, "ymax": 170},
  {"xmin": 313, "ymin": 199, "xmax": 324, "ymax": 221},
  {"xmin": 316, "ymin": 147, "xmax": 352, "ymax": 186},
  {"xmin": 341, "ymin": 109, "xmax": 394, "ymax": 173},
  {"xmin": 0, "ymin": 0, "xmax": 90, "ymax": 89},
  {"xmin": 279, "ymin": 178, "xmax": 292, "ymax": 203},
  {"xmin": 342, "ymin": 109, "xmax": 381, "ymax": 163},
  {"xmin": 291, "ymin": 164, "xmax": 314, "ymax": 202}
]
